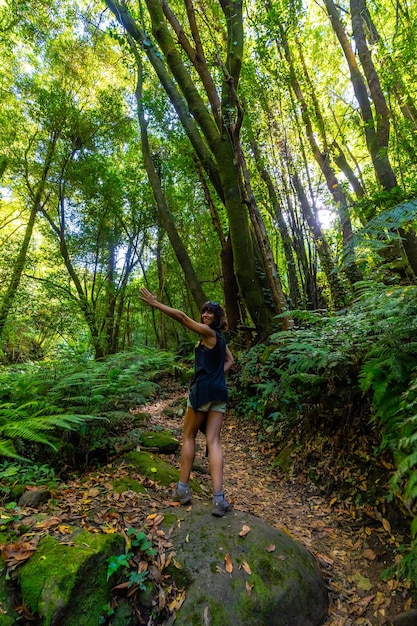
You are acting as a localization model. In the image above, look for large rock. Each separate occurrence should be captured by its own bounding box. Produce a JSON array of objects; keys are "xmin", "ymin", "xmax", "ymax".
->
[
  {"xmin": 163, "ymin": 502, "xmax": 328, "ymax": 626},
  {"xmin": 17, "ymin": 530, "xmax": 124, "ymax": 626}
]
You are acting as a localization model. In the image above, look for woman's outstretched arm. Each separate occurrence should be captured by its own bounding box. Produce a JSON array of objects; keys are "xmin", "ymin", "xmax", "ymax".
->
[{"xmin": 140, "ymin": 288, "xmax": 215, "ymax": 338}]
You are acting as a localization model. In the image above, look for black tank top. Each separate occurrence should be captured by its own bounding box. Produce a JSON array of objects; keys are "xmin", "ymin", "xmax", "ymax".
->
[{"xmin": 188, "ymin": 330, "xmax": 228, "ymax": 410}]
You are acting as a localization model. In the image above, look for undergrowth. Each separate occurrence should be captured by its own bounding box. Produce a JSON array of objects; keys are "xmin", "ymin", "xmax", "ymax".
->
[
  {"xmin": 233, "ymin": 281, "xmax": 417, "ymax": 584},
  {"xmin": 0, "ymin": 347, "xmax": 173, "ymax": 469}
]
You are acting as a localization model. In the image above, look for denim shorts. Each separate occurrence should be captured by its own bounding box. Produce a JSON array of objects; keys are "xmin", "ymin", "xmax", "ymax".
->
[{"xmin": 187, "ymin": 398, "xmax": 227, "ymax": 413}]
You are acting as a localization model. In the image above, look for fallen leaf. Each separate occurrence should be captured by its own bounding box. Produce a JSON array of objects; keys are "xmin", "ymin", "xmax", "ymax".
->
[
  {"xmin": 363, "ymin": 548, "xmax": 377, "ymax": 561},
  {"xmin": 246, "ymin": 581, "xmax": 254, "ymax": 596},
  {"xmin": 381, "ymin": 518, "xmax": 391, "ymax": 534},
  {"xmin": 158, "ymin": 587, "xmax": 166, "ymax": 610},
  {"xmin": 1, "ymin": 541, "xmax": 37, "ymax": 563},
  {"xmin": 112, "ymin": 581, "xmax": 129, "ymax": 591},
  {"xmin": 316, "ymin": 552, "xmax": 334, "ymax": 566},
  {"xmin": 351, "ymin": 573, "xmax": 373, "ymax": 591},
  {"xmin": 241, "ymin": 560, "xmax": 251, "ymax": 575},
  {"xmin": 88, "ymin": 488, "xmax": 100, "ymax": 497},
  {"xmin": 266, "ymin": 544, "xmax": 275, "ymax": 552},
  {"xmin": 149, "ymin": 564, "xmax": 162, "ymax": 583},
  {"xmin": 357, "ymin": 595, "xmax": 375, "ymax": 607},
  {"xmin": 239, "ymin": 525, "xmax": 251, "ymax": 538},
  {"xmin": 36, "ymin": 516, "xmax": 62, "ymax": 529},
  {"xmin": 225, "ymin": 554, "xmax": 233, "ymax": 573},
  {"xmin": 168, "ymin": 590, "xmax": 185, "ymax": 612}
]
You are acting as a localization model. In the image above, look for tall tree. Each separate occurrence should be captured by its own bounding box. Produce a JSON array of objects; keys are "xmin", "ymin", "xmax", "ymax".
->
[{"xmin": 105, "ymin": 0, "xmax": 288, "ymax": 334}]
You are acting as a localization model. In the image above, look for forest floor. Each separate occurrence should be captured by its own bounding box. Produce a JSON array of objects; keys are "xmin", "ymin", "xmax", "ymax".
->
[
  {"xmin": 16, "ymin": 382, "xmax": 414, "ymax": 625},
  {"xmin": 137, "ymin": 384, "xmax": 414, "ymax": 625}
]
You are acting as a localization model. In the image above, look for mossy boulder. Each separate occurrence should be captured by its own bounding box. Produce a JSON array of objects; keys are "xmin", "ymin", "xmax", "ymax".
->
[
  {"xmin": 162, "ymin": 502, "xmax": 328, "ymax": 626},
  {"xmin": 17, "ymin": 530, "xmax": 124, "ymax": 626},
  {"xmin": 140, "ymin": 430, "xmax": 179, "ymax": 454},
  {"xmin": 121, "ymin": 450, "xmax": 179, "ymax": 486},
  {"xmin": 120, "ymin": 451, "xmax": 200, "ymax": 493},
  {"xmin": 273, "ymin": 444, "xmax": 302, "ymax": 473}
]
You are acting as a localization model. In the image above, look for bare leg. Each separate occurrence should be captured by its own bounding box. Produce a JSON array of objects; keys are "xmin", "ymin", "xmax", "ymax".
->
[
  {"xmin": 179, "ymin": 406, "xmax": 205, "ymax": 484},
  {"xmin": 205, "ymin": 410, "xmax": 225, "ymax": 494}
]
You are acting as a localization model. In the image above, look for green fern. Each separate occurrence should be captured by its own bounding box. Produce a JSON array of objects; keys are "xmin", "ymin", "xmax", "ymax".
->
[
  {"xmin": 0, "ymin": 438, "xmax": 21, "ymax": 459},
  {"xmin": 0, "ymin": 348, "xmax": 173, "ymax": 459}
]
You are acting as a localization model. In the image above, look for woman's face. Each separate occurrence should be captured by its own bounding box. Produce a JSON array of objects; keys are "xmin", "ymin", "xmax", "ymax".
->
[{"xmin": 201, "ymin": 309, "xmax": 215, "ymax": 326}]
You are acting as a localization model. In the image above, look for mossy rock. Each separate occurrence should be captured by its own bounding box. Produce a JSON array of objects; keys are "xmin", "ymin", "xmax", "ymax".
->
[
  {"xmin": 17, "ymin": 530, "xmax": 124, "ymax": 626},
  {"xmin": 121, "ymin": 450, "xmax": 179, "ymax": 487},
  {"xmin": 272, "ymin": 444, "xmax": 302, "ymax": 473},
  {"xmin": 161, "ymin": 502, "xmax": 328, "ymax": 626},
  {"xmin": 120, "ymin": 451, "xmax": 200, "ymax": 493},
  {"xmin": 140, "ymin": 430, "xmax": 179, "ymax": 454},
  {"xmin": 112, "ymin": 477, "xmax": 146, "ymax": 494},
  {"xmin": 9, "ymin": 483, "xmax": 26, "ymax": 501}
]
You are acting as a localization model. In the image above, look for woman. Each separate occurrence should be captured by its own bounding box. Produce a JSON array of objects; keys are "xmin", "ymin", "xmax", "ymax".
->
[{"xmin": 139, "ymin": 288, "xmax": 234, "ymax": 517}]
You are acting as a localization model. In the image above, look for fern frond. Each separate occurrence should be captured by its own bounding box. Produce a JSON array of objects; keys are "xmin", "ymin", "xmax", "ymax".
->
[
  {"xmin": 396, "ymin": 451, "xmax": 417, "ymax": 478},
  {"xmin": 1, "ymin": 413, "xmax": 102, "ymax": 448},
  {"xmin": 403, "ymin": 472, "xmax": 417, "ymax": 501},
  {"xmin": 361, "ymin": 198, "xmax": 417, "ymax": 236},
  {"xmin": 0, "ymin": 438, "xmax": 23, "ymax": 459}
]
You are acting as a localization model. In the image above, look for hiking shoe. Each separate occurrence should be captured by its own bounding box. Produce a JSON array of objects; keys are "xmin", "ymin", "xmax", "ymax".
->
[
  {"xmin": 172, "ymin": 485, "xmax": 192, "ymax": 504},
  {"xmin": 211, "ymin": 497, "xmax": 232, "ymax": 517}
]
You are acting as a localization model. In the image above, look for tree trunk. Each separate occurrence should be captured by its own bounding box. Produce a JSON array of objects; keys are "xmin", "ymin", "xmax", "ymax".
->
[
  {"xmin": 0, "ymin": 201, "xmax": 38, "ymax": 341},
  {"xmin": 194, "ymin": 159, "xmax": 241, "ymax": 332},
  {"xmin": 41, "ymin": 204, "xmax": 104, "ymax": 358},
  {"xmin": 348, "ymin": 0, "xmax": 417, "ymax": 276},
  {"xmin": 134, "ymin": 61, "xmax": 208, "ymax": 310},
  {"xmin": 279, "ymin": 23, "xmax": 362, "ymax": 286},
  {"xmin": 291, "ymin": 169, "xmax": 348, "ymax": 309},
  {"xmin": 323, "ymin": 0, "xmax": 396, "ymax": 191},
  {"xmin": 0, "ymin": 133, "xmax": 57, "ymax": 341},
  {"xmin": 349, "ymin": 0, "xmax": 397, "ymax": 190},
  {"xmin": 250, "ymin": 138, "xmax": 302, "ymax": 309}
]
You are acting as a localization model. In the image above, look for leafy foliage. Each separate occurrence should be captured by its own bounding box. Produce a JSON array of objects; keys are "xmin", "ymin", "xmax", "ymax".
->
[
  {"xmin": 106, "ymin": 528, "xmax": 157, "ymax": 596},
  {"xmin": 0, "ymin": 348, "xmax": 173, "ymax": 462},
  {"xmin": 234, "ymin": 282, "xmax": 417, "ymax": 580}
]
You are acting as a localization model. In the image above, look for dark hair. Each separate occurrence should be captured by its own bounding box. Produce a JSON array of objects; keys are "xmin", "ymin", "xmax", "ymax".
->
[{"xmin": 201, "ymin": 301, "xmax": 228, "ymax": 331}]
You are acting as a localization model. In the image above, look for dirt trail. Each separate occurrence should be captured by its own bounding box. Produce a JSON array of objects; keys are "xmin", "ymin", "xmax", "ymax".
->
[{"xmin": 145, "ymin": 386, "xmax": 413, "ymax": 626}]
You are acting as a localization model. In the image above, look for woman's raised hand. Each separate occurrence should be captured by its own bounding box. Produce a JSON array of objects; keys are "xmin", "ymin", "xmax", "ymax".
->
[{"xmin": 139, "ymin": 287, "xmax": 158, "ymax": 306}]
